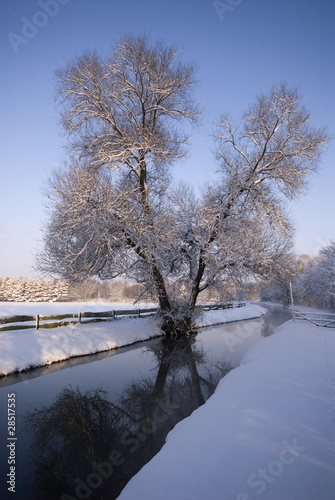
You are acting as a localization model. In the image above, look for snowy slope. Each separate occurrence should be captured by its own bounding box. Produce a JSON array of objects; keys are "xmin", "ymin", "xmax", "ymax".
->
[{"xmin": 117, "ymin": 321, "xmax": 335, "ymax": 500}]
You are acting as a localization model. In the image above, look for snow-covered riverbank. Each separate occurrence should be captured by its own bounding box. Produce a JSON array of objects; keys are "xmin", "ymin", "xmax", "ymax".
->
[
  {"xmin": 117, "ymin": 320, "xmax": 335, "ymax": 500},
  {"xmin": 0, "ymin": 302, "xmax": 267, "ymax": 376}
]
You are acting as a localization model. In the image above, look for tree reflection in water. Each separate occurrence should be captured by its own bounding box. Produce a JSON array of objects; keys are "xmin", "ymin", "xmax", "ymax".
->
[{"xmin": 25, "ymin": 335, "xmax": 232, "ymax": 499}]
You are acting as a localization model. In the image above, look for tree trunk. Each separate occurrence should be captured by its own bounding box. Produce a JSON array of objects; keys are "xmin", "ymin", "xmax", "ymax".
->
[
  {"xmin": 152, "ymin": 264, "xmax": 171, "ymax": 316},
  {"xmin": 190, "ymin": 252, "xmax": 206, "ymax": 308}
]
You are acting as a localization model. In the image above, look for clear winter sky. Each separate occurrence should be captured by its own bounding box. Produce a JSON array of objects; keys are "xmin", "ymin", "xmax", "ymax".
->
[{"xmin": 1, "ymin": 0, "xmax": 334, "ymax": 278}]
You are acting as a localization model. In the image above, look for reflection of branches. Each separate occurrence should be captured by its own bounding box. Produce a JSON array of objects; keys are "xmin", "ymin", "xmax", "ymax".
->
[
  {"xmin": 204, "ymin": 361, "xmax": 233, "ymax": 392},
  {"xmin": 25, "ymin": 387, "xmax": 128, "ymax": 499},
  {"xmin": 118, "ymin": 378, "xmax": 157, "ymax": 424},
  {"xmin": 24, "ymin": 337, "xmax": 234, "ymax": 499},
  {"xmin": 119, "ymin": 336, "xmax": 206, "ymax": 426}
]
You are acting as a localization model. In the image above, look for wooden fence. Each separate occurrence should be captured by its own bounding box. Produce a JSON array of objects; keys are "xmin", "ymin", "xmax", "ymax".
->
[
  {"xmin": 294, "ymin": 311, "xmax": 335, "ymax": 328},
  {"xmin": 0, "ymin": 302, "xmax": 246, "ymax": 332},
  {"xmin": 0, "ymin": 308, "xmax": 158, "ymax": 332}
]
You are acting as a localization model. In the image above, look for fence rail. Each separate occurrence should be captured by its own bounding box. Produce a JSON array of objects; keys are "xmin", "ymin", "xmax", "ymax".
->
[
  {"xmin": 0, "ymin": 302, "xmax": 246, "ymax": 332},
  {"xmin": 0, "ymin": 307, "xmax": 158, "ymax": 332},
  {"xmin": 200, "ymin": 302, "xmax": 245, "ymax": 311},
  {"xmin": 294, "ymin": 311, "xmax": 335, "ymax": 328}
]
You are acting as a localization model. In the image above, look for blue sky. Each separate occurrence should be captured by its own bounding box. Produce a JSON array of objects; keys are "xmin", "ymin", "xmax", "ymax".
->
[{"xmin": 1, "ymin": 0, "xmax": 334, "ymax": 278}]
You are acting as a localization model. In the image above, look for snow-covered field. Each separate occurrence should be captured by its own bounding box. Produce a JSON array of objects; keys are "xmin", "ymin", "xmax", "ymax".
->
[
  {"xmin": 117, "ymin": 320, "xmax": 335, "ymax": 500},
  {"xmin": 0, "ymin": 301, "xmax": 156, "ymax": 318},
  {"xmin": 0, "ymin": 302, "xmax": 267, "ymax": 376}
]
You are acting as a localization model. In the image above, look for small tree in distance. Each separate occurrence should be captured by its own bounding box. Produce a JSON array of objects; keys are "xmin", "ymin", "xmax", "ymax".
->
[{"xmin": 36, "ymin": 35, "xmax": 330, "ymax": 334}]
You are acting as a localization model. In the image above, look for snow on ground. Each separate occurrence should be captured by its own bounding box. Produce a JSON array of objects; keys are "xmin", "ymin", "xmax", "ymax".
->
[
  {"xmin": 0, "ymin": 301, "xmax": 156, "ymax": 319},
  {"xmin": 0, "ymin": 302, "xmax": 267, "ymax": 377},
  {"xmin": 0, "ymin": 316, "xmax": 161, "ymax": 377},
  {"xmin": 196, "ymin": 303, "xmax": 268, "ymax": 327},
  {"xmin": 117, "ymin": 320, "xmax": 335, "ymax": 500}
]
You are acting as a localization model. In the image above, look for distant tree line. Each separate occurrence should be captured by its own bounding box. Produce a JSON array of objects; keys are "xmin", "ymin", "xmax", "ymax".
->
[
  {"xmin": 69, "ymin": 280, "xmax": 153, "ymax": 303},
  {"xmin": 0, "ymin": 276, "xmax": 70, "ymax": 302},
  {"xmin": 0, "ymin": 276, "xmax": 153, "ymax": 303},
  {"xmin": 260, "ymin": 241, "xmax": 335, "ymax": 311}
]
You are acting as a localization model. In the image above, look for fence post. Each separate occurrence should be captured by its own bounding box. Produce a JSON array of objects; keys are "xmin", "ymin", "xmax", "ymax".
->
[
  {"xmin": 289, "ymin": 281, "xmax": 295, "ymax": 323},
  {"xmin": 78, "ymin": 312, "xmax": 81, "ymax": 324},
  {"xmin": 137, "ymin": 309, "xmax": 140, "ymax": 318},
  {"xmin": 36, "ymin": 314, "xmax": 39, "ymax": 330}
]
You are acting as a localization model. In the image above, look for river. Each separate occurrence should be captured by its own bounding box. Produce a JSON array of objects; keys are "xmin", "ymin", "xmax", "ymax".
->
[{"xmin": 0, "ymin": 304, "xmax": 292, "ymax": 499}]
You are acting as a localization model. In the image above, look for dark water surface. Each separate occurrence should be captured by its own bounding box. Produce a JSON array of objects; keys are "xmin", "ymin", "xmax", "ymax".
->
[{"xmin": 0, "ymin": 304, "xmax": 291, "ymax": 499}]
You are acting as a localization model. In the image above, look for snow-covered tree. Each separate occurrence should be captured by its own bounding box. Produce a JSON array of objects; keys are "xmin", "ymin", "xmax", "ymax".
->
[
  {"xmin": 315, "ymin": 242, "xmax": 335, "ymax": 310},
  {"xmin": 3, "ymin": 276, "xmax": 25, "ymax": 301},
  {"xmin": 276, "ymin": 246, "xmax": 335, "ymax": 310},
  {"xmin": 293, "ymin": 255, "xmax": 320, "ymax": 307},
  {"xmin": 1, "ymin": 276, "xmax": 11, "ymax": 301},
  {"xmin": 260, "ymin": 252, "xmax": 297, "ymax": 306},
  {"xmin": 0, "ymin": 276, "xmax": 4, "ymax": 301},
  {"xmin": 0, "ymin": 276, "xmax": 70, "ymax": 302},
  {"xmin": 36, "ymin": 36, "xmax": 330, "ymax": 334}
]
